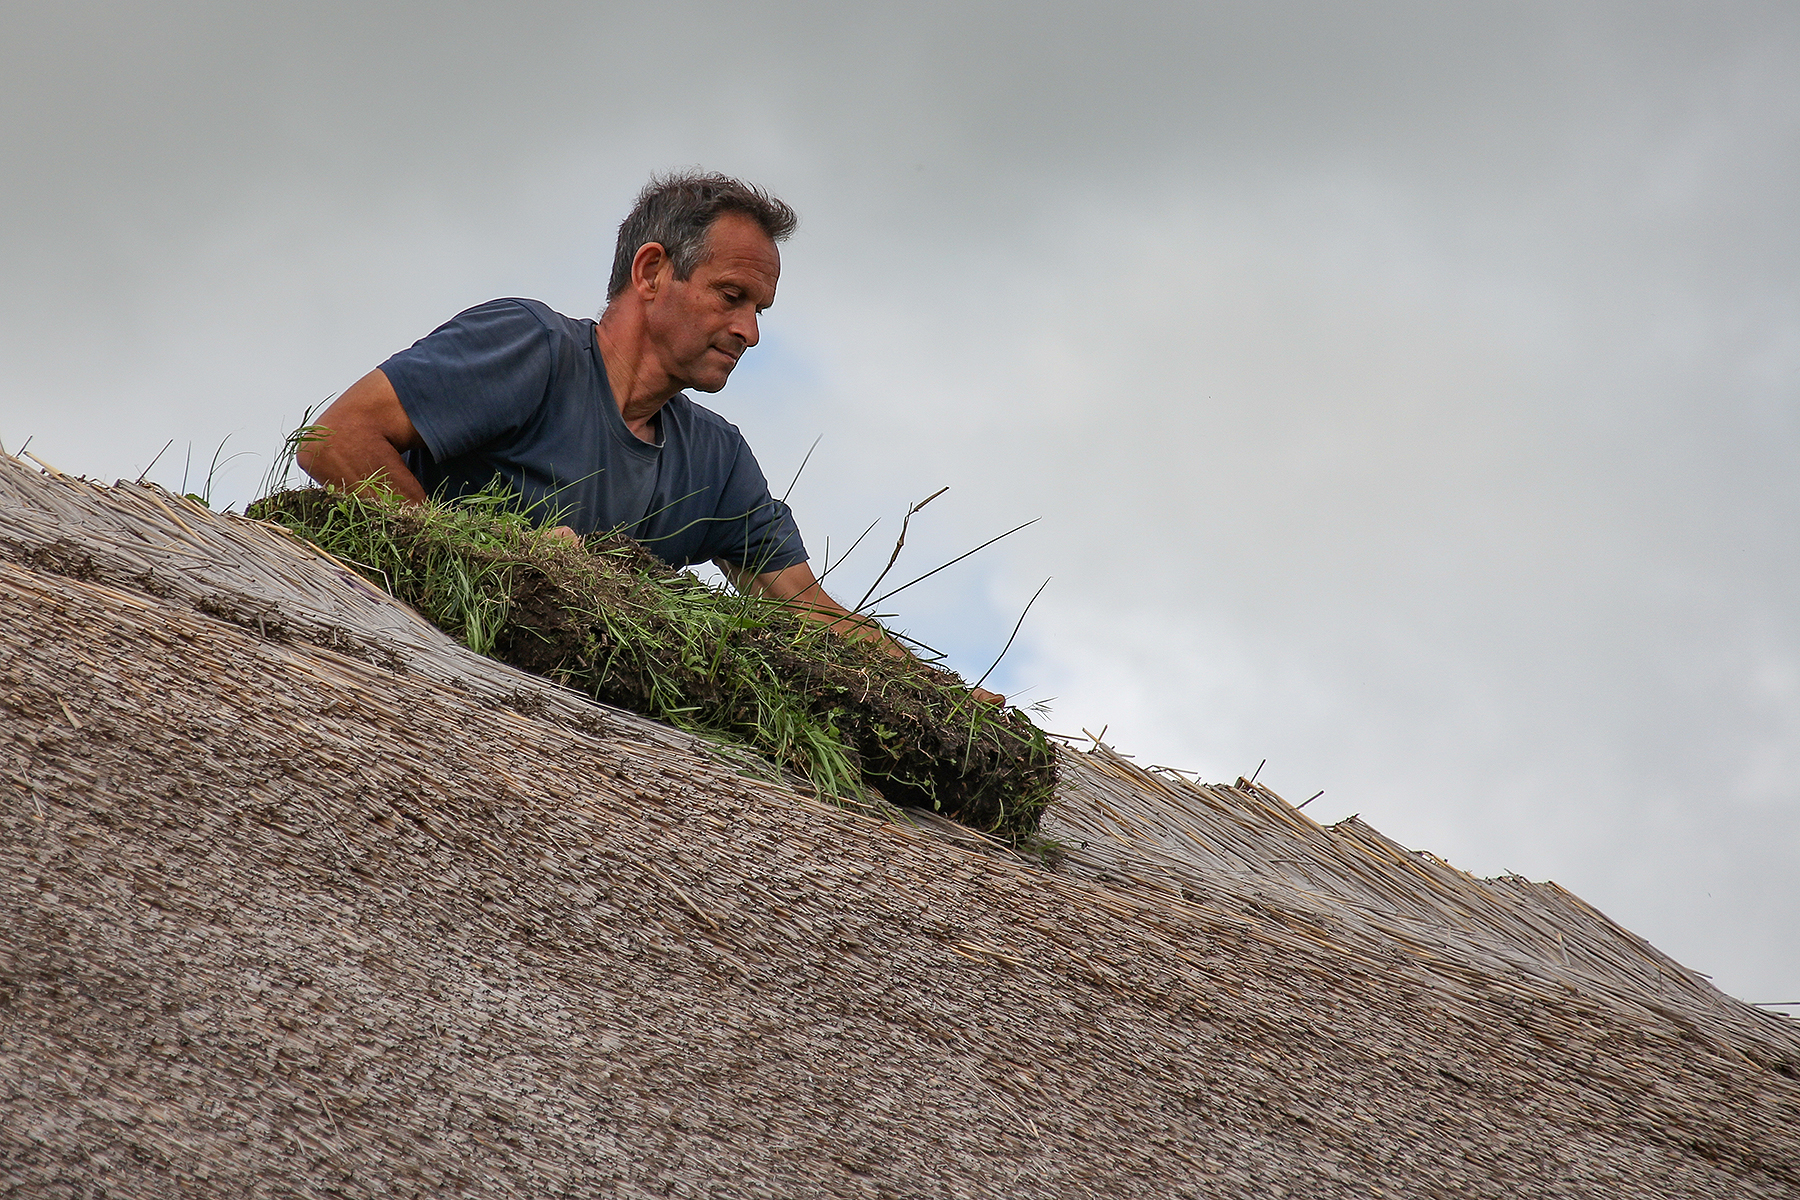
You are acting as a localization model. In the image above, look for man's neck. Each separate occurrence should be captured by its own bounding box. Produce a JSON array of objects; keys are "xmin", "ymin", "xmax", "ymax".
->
[{"xmin": 593, "ymin": 313, "xmax": 673, "ymax": 445}]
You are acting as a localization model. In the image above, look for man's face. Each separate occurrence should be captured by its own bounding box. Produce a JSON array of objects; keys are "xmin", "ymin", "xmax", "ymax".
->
[{"xmin": 646, "ymin": 211, "xmax": 780, "ymax": 394}]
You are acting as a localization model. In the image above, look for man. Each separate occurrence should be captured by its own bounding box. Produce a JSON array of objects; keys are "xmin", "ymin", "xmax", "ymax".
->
[{"xmin": 299, "ymin": 171, "xmax": 1001, "ymax": 703}]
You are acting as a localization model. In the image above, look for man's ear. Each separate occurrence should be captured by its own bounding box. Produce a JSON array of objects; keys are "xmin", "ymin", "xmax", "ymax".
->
[{"xmin": 631, "ymin": 241, "xmax": 670, "ymax": 300}]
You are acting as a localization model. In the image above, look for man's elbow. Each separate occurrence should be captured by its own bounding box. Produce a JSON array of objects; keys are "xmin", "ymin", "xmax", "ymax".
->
[
  {"xmin": 294, "ymin": 440, "xmax": 323, "ymax": 481},
  {"xmin": 294, "ymin": 429, "xmax": 346, "ymax": 488}
]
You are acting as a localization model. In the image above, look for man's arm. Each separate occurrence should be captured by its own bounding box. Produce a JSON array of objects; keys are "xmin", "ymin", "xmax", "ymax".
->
[
  {"xmin": 723, "ymin": 560, "xmax": 896, "ymax": 647},
  {"xmin": 716, "ymin": 559, "xmax": 1004, "ymax": 705},
  {"xmin": 297, "ymin": 369, "xmax": 429, "ymax": 502},
  {"xmin": 302, "ymin": 366, "xmax": 587, "ymax": 545}
]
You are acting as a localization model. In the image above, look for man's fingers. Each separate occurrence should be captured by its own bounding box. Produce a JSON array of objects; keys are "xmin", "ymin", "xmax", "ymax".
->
[
  {"xmin": 971, "ymin": 686, "xmax": 1005, "ymax": 706},
  {"xmin": 545, "ymin": 525, "xmax": 583, "ymax": 547}
]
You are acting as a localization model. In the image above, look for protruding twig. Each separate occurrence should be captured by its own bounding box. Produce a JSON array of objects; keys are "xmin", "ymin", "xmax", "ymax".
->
[
  {"xmin": 861, "ymin": 517, "xmax": 1038, "ymax": 614},
  {"xmin": 1250, "ymin": 759, "xmax": 1266, "ymax": 784},
  {"xmin": 883, "ymin": 625, "xmax": 948, "ymax": 661},
  {"xmin": 136, "ymin": 439, "xmax": 175, "ymax": 484},
  {"xmin": 855, "ymin": 487, "xmax": 949, "ymax": 612},
  {"xmin": 815, "ymin": 517, "xmax": 880, "ymax": 587},
  {"xmin": 1296, "ymin": 790, "xmax": 1325, "ymax": 810},
  {"xmin": 972, "ymin": 578, "xmax": 1049, "ymax": 695},
  {"xmin": 22, "ymin": 449, "xmax": 63, "ymax": 478}
]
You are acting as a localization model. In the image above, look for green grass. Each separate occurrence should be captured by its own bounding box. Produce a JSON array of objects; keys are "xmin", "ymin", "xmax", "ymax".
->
[{"xmin": 250, "ymin": 486, "xmax": 1058, "ymax": 838}]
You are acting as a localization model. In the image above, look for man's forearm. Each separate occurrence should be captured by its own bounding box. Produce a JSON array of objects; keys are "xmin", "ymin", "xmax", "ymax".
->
[
  {"xmin": 716, "ymin": 558, "xmax": 1004, "ymax": 704},
  {"xmin": 296, "ymin": 369, "xmax": 430, "ymax": 503},
  {"xmin": 784, "ymin": 589, "xmax": 911, "ymax": 659},
  {"xmin": 721, "ymin": 561, "xmax": 909, "ymax": 657},
  {"xmin": 297, "ymin": 431, "xmax": 428, "ymax": 503}
]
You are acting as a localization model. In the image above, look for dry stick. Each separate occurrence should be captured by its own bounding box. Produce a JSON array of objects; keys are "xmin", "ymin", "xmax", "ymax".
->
[
  {"xmin": 861, "ymin": 517, "xmax": 1039, "ymax": 614},
  {"xmin": 813, "ymin": 517, "xmax": 881, "ymax": 589},
  {"xmin": 22, "ymin": 449, "xmax": 63, "ymax": 478},
  {"xmin": 854, "ymin": 486, "xmax": 949, "ymax": 612},
  {"xmin": 136, "ymin": 439, "xmax": 175, "ymax": 484},
  {"xmin": 971, "ymin": 577, "xmax": 1050, "ymax": 695},
  {"xmin": 880, "ymin": 625, "xmax": 949, "ymax": 662},
  {"xmin": 1296, "ymin": 790, "xmax": 1325, "ymax": 810}
]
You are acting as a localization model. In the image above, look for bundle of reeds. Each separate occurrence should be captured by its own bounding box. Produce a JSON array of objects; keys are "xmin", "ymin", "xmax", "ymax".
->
[{"xmin": 249, "ymin": 487, "xmax": 1056, "ymax": 836}]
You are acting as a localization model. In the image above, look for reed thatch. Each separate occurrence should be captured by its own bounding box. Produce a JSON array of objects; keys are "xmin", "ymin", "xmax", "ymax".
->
[
  {"xmin": 244, "ymin": 486, "xmax": 1057, "ymax": 836},
  {"xmin": 2, "ymin": 452, "xmax": 1797, "ymax": 1198}
]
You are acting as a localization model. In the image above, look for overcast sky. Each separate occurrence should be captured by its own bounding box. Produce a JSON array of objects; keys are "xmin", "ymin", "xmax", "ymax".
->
[{"xmin": 3, "ymin": 1, "xmax": 1796, "ymax": 1004}]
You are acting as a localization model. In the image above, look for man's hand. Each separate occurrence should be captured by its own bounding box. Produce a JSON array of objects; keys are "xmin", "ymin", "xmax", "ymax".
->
[
  {"xmin": 543, "ymin": 525, "xmax": 583, "ymax": 547},
  {"xmin": 716, "ymin": 559, "xmax": 1004, "ymax": 706},
  {"xmin": 298, "ymin": 369, "xmax": 429, "ymax": 502}
]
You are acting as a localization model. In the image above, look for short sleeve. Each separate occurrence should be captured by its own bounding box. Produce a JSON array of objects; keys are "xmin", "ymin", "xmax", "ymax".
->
[
  {"xmin": 379, "ymin": 300, "xmax": 556, "ymax": 463},
  {"xmin": 704, "ymin": 444, "xmax": 809, "ymax": 573}
]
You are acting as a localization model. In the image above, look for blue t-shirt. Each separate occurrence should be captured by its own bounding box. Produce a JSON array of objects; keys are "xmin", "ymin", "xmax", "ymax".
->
[{"xmin": 379, "ymin": 298, "xmax": 808, "ymax": 573}]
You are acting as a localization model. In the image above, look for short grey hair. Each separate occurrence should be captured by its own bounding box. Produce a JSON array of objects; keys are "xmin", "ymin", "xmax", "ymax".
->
[{"xmin": 606, "ymin": 171, "xmax": 798, "ymax": 299}]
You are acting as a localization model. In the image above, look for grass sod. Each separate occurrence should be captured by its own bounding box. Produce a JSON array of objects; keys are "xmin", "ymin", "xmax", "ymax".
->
[{"xmin": 249, "ymin": 487, "xmax": 1058, "ymax": 838}]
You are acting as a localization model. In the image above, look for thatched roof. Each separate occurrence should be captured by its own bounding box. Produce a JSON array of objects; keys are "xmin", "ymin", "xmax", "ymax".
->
[{"xmin": 3, "ymin": 453, "xmax": 1797, "ymax": 1198}]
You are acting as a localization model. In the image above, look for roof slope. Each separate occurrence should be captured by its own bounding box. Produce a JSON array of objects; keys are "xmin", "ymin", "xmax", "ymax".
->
[{"xmin": 3, "ymin": 456, "xmax": 1797, "ymax": 1198}]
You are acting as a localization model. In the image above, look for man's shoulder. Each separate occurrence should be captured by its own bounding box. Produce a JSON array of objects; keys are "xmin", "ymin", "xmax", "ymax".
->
[{"xmin": 458, "ymin": 297, "xmax": 589, "ymax": 343}]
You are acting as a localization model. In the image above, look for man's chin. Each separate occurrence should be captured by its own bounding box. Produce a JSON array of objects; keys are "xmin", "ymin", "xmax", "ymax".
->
[{"xmin": 685, "ymin": 366, "xmax": 735, "ymax": 393}]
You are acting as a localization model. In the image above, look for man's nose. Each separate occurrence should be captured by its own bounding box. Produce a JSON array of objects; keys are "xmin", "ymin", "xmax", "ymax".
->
[{"xmin": 735, "ymin": 311, "xmax": 760, "ymax": 349}]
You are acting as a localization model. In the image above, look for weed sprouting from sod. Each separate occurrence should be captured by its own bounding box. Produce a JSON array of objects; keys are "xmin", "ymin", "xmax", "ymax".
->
[
  {"xmin": 249, "ymin": 486, "xmax": 1058, "ymax": 837},
  {"xmin": 180, "ymin": 435, "xmax": 255, "ymax": 509},
  {"xmin": 257, "ymin": 402, "xmax": 329, "ymax": 501}
]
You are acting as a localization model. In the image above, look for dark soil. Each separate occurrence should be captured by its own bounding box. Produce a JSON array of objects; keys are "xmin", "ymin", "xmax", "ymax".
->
[{"xmin": 250, "ymin": 489, "xmax": 1056, "ymax": 836}]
